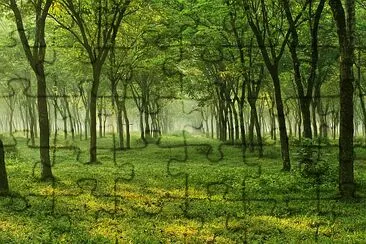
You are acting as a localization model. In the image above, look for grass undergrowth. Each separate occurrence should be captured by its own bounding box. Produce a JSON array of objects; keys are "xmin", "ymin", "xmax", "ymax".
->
[{"xmin": 0, "ymin": 132, "xmax": 365, "ymax": 243}]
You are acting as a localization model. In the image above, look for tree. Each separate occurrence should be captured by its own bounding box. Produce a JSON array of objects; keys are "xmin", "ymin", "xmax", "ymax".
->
[
  {"xmin": 281, "ymin": 0, "xmax": 326, "ymax": 139},
  {"xmin": 52, "ymin": 0, "xmax": 133, "ymax": 163},
  {"xmin": 7, "ymin": 0, "xmax": 54, "ymax": 180},
  {"xmin": 329, "ymin": 0, "xmax": 356, "ymax": 198},
  {"xmin": 243, "ymin": 0, "xmax": 293, "ymax": 171},
  {"xmin": 0, "ymin": 139, "xmax": 9, "ymax": 195}
]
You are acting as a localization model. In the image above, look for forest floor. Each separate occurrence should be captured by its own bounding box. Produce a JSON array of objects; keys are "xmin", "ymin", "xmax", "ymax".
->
[{"xmin": 0, "ymin": 132, "xmax": 366, "ymax": 243}]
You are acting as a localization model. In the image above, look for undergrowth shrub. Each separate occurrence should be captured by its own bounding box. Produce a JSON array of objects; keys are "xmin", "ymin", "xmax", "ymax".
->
[{"xmin": 293, "ymin": 138, "xmax": 335, "ymax": 184}]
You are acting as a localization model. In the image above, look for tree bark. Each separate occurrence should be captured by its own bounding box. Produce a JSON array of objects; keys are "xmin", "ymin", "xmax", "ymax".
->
[
  {"xmin": 271, "ymin": 70, "xmax": 291, "ymax": 170},
  {"xmin": 89, "ymin": 66, "xmax": 101, "ymax": 163},
  {"xmin": 0, "ymin": 139, "xmax": 9, "ymax": 195},
  {"xmin": 122, "ymin": 98, "xmax": 130, "ymax": 149},
  {"xmin": 37, "ymin": 66, "xmax": 53, "ymax": 179},
  {"xmin": 329, "ymin": 0, "xmax": 356, "ymax": 198},
  {"xmin": 116, "ymin": 101, "xmax": 124, "ymax": 149}
]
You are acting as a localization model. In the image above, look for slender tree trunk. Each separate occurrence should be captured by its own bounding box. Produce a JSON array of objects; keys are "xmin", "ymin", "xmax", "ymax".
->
[
  {"xmin": 297, "ymin": 104, "xmax": 302, "ymax": 140},
  {"xmin": 287, "ymin": 112, "xmax": 293, "ymax": 138},
  {"xmin": 269, "ymin": 106, "xmax": 274, "ymax": 140},
  {"xmin": 228, "ymin": 103, "xmax": 234, "ymax": 144},
  {"xmin": 356, "ymin": 51, "xmax": 366, "ymax": 144},
  {"xmin": 122, "ymin": 100, "xmax": 130, "ymax": 149},
  {"xmin": 254, "ymin": 107, "xmax": 263, "ymax": 157},
  {"xmin": 89, "ymin": 66, "xmax": 101, "ymax": 163},
  {"xmin": 139, "ymin": 110, "xmax": 145, "ymax": 141},
  {"xmin": 0, "ymin": 139, "xmax": 9, "ymax": 195},
  {"xmin": 271, "ymin": 70, "xmax": 291, "ymax": 171},
  {"xmin": 232, "ymin": 103, "xmax": 240, "ymax": 141},
  {"xmin": 320, "ymin": 107, "xmax": 328, "ymax": 138},
  {"xmin": 64, "ymin": 96, "xmax": 74, "ymax": 140},
  {"xmin": 282, "ymin": 0, "xmax": 313, "ymax": 139},
  {"xmin": 62, "ymin": 109, "xmax": 68, "ymax": 140},
  {"xmin": 98, "ymin": 108, "xmax": 103, "ymax": 138},
  {"xmin": 9, "ymin": 106, "xmax": 14, "ymax": 136},
  {"xmin": 90, "ymin": 93, "xmax": 97, "ymax": 163},
  {"xmin": 116, "ymin": 101, "xmax": 124, "ymax": 149},
  {"xmin": 19, "ymin": 103, "xmax": 26, "ymax": 136},
  {"xmin": 103, "ymin": 107, "xmax": 107, "ymax": 137},
  {"xmin": 210, "ymin": 105, "xmax": 214, "ymax": 139},
  {"xmin": 84, "ymin": 100, "xmax": 89, "ymax": 140},
  {"xmin": 238, "ymin": 103, "xmax": 246, "ymax": 146},
  {"xmin": 144, "ymin": 102, "xmax": 151, "ymax": 139},
  {"xmin": 249, "ymin": 102, "xmax": 263, "ymax": 157},
  {"xmin": 32, "ymin": 102, "xmax": 38, "ymax": 138},
  {"xmin": 214, "ymin": 105, "xmax": 220, "ymax": 139},
  {"xmin": 249, "ymin": 107, "xmax": 255, "ymax": 152},
  {"xmin": 312, "ymin": 102, "xmax": 318, "ymax": 138},
  {"xmin": 73, "ymin": 104, "xmax": 82, "ymax": 140}
]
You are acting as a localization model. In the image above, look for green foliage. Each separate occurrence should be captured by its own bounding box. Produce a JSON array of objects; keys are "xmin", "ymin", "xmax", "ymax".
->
[
  {"xmin": 0, "ymin": 135, "xmax": 364, "ymax": 242},
  {"xmin": 293, "ymin": 138, "xmax": 335, "ymax": 184}
]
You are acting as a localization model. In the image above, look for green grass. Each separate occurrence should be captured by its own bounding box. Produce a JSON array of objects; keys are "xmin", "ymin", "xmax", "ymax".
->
[{"xmin": 1, "ymin": 133, "xmax": 366, "ymax": 243}]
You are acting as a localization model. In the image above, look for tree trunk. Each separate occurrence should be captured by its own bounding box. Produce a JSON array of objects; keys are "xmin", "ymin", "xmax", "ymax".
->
[
  {"xmin": 122, "ymin": 100, "xmax": 130, "ymax": 149},
  {"xmin": 64, "ymin": 96, "xmax": 74, "ymax": 140},
  {"xmin": 89, "ymin": 66, "xmax": 101, "ymax": 163},
  {"xmin": 228, "ymin": 103, "xmax": 234, "ymax": 144},
  {"xmin": 282, "ymin": 0, "xmax": 314, "ymax": 139},
  {"xmin": 103, "ymin": 107, "xmax": 107, "ymax": 137},
  {"xmin": 210, "ymin": 105, "xmax": 215, "ymax": 139},
  {"xmin": 249, "ymin": 107, "xmax": 255, "ymax": 152},
  {"xmin": 31, "ymin": 102, "xmax": 38, "ymax": 139},
  {"xmin": 0, "ymin": 139, "xmax": 9, "ymax": 195},
  {"xmin": 312, "ymin": 101, "xmax": 318, "ymax": 138},
  {"xmin": 139, "ymin": 110, "xmax": 145, "ymax": 141},
  {"xmin": 116, "ymin": 101, "xmax": 124, "ymax": 149},
  {"xmin": 144, "ymin": 102, "xmax": 151, "ymax": 139},
  {"xmin": 84, "ymin": 99, "xmax": 89, "ymax": 140},
  {"xmin": 37, "ymin": 70, "xmax": 53, "ymax": 180},
  {"xmin": 232, "ymin": 103, "xmax": 240, "ymax": 141},
  {"xmin": 254, "ymin": 107, "xmax": 263, "ymax": 157},
  {"xmin": 329, "ymin": 0, "xmax": 355, "ymax": 198},
  {"xmin": 98, "ymin": 97, "xmax": 103, "ymax": 138},
  {"xmin": 238, "ymin": 103, "xmax": 246, "ymax": 147},
  {"xmin": 19, "ymin": 103, "xmax": 26, "ymax": 136},
  {"xmin": 271, "ymin": 70, "xmax": 291, "ymax": 171},
  {"xmin": 98, "ymin": 108, "xmax": 103, "ymax": 138},
  {"xmin": 249, "ymin": 101, "xmax": 263, "ymax": 157}
]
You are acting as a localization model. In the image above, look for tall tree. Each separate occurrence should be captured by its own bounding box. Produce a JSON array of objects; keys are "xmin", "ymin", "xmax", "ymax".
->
[
  {"xmin": 243, "ymin": 0, "xmax": 294, "ymax": 171},
  {"xmin": 281, "ymin": 0, "xmax": 326, "ymax": 139},
  {"xmin": 7, "ymin": 0, "xmax": 54, "ymax": 180},
  {"xmin": 52, "ymin": 0, "xmax": 133, "ymax": 163},
  {"xmin": 329, "ymin": 0, "xmax": 356, "ymax": 198}
]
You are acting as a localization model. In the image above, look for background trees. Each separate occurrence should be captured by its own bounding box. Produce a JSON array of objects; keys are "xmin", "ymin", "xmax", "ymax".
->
[
  {"xmin": 0, "ymin": 0, "xmax": 364, "ymax": 198},
  {"xmin": 51, "ymin": 0, "xmax": 133, "ymax": 163}
]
